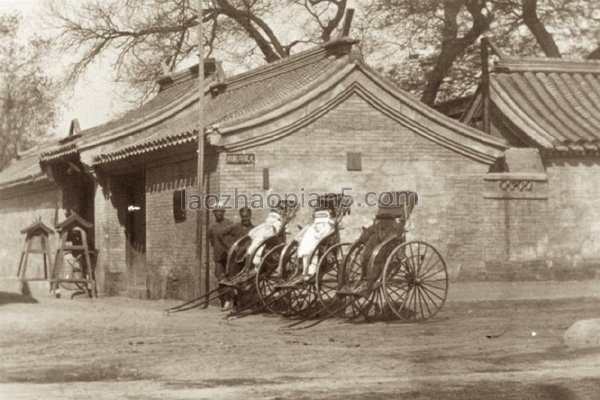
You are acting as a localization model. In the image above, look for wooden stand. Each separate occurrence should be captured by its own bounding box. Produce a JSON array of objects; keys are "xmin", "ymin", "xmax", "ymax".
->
[
  {"xmin": 51, "ymin": 213, "xmax": 97, "ymax": 298},
  {"xmin": 17, "ymin": 220, "xmax": 54, "ymax": 282}
]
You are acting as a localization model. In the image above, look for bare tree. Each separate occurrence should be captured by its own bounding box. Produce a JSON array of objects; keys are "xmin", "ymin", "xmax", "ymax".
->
[
  {"xmin": 522, "ymin": 0, "xmax": 560, "ymax": 57},
  {"xmin": 420, "ymin": 0, "xmax": 492, "ymax": 105},
  {"xmin": 48, "ymin": 0, "xmax": 348, "ymax": 98},
  {"xmin": 0, "ymin": 14, "xmax": 60, "ymax": 170},
  {"xmin": 367, "ymin": 0, "xmax": 597, "ymax": 105}
]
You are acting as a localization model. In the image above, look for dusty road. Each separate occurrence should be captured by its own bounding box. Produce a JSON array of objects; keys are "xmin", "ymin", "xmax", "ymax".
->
[{"xmin": 1, "ymin": 291, "xmax": 600, "ymax": 399}]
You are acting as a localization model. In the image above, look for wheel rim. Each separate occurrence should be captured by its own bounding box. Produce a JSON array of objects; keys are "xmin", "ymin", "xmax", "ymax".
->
[
  {"xmin": 362, "ymin": 236, "xmax": 403, "ymax": 319},
  {"xmin": 283, "ymin": 241, "xmax": 320, "ymax": 319},
  {"xmin": 266, "ymin": 241, "xmax": 300, "ymax": 317},
  {"xmin": 316, "ymin": 243, "xmax": 350, "ymax": 311},
  {"xmin": 226, "ymin": 236, "xmax": 251, "ymax": 279},
  {"xmin": 382, "ymin": 241, "xmax": 448, "ymax": 322},
  {"xmin": 256, "ymin": 244, "xmax": 289, "ymax": 314},
  {"xmin": 286, "ymin": 282, "xmax": 318, "ymax": 319},
  {"xmin": 337, "ymin": 243, "xmax": 374, "ymax": 319}
]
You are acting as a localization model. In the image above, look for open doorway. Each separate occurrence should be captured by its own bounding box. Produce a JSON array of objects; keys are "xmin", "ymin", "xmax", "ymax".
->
[{"xmin": 114, "ymin": 172, "xmax": 146, "ymax": 297}]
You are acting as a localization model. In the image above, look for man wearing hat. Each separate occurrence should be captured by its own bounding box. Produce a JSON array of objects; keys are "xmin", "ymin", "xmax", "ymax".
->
[
  {"xmin": 228, "ymin": 207, "xmax": 255, "ymax": 244},
  {"xmin": 208, "ymin": 202, "xmax": 234, "ymax": 311}
]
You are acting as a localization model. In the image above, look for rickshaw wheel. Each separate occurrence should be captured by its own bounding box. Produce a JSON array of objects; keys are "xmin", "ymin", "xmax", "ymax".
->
[
  {"xmin": 315, "ymin": 242, "xmax": 350, "ymax": 311},
  {"xmin": 382, "ymin": 241, "xmax": 448, "ymax": 322},
  {"xmin": 283, "ymin": 242, "xmax": 320, "ymax": 319},
  {"xmin": 362, "ymin": 236, "xmax": 404, "ymax": 320},
  {"xmin": 286, "ymin": 282, "xmax": 319, "ymax": 319},
  {"xmin": 265, "ymin": 241, "xmax": 300, "ymax": 317},
  {"xmin": 226, "ymin": 236, "xmax": 252, "ymax": 280},
  {"xmin": 256, "ymin": 243, "xmax": 287, "ymax": 314},
  {"xmin": 338, "ymin": 243, "xmax": 375, "ymax": 319}
]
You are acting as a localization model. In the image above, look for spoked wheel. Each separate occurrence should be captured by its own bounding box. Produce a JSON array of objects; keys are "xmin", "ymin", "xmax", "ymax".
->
[
  {"xmin": 226, "ymin": 236, "xmax": 251, "ymax": 279},
  {"xmin": 315, "ymin": 242, "xmax": 350, "ymax": 311},
  {"xmin": 256, "ymin": 243, "xmax": 287, "ymax": 314},
  {"xmin": 234, "ymin": 236, "xmax": 280, "ymax": 308},
  {"xmin": 266, "ymin": 241, "xmax": 299, "ymax": 317},
  {"xmin": 281, "ymin": 242, "xmax": 319, "ymax": 319},
  {"xmin": 362, "ymin": 236, "xmax": 403, "ymax": 319},
  {"xmin": 382, "ymin": 241, "xmax": 448, "ymax": 322},
  {"xmin": 337, "ymin": 243, "xmax": 374, "ymax": 319},
  {"xmin": 286, "ymin": 280, "xmax": 319, "ymax": 319}
]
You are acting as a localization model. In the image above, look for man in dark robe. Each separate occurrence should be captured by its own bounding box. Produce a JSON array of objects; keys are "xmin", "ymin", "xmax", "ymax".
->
[{"xmin": 208, "ymin": 206, "xmax": 234, "ymax": 311}]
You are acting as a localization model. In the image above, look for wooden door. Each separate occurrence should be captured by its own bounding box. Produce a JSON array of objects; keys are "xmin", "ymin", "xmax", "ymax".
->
[{"xmin": 124, "ymin": 172, "xmax": 147, "ymax": 297}]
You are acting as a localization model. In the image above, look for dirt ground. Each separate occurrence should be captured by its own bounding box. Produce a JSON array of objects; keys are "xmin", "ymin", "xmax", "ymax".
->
[{"xmin": 1, "ymin": 291, "xmax": 600, "ymax": 400}]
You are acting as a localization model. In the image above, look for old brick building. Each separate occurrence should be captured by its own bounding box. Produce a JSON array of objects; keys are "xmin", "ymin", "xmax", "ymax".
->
[
  {"xmin": 460, "ymin": 47, "xmax": 600, "ymax": 278},
  {"xmin": 3, "ymin": 38, "xmax": 595, "ymax": 299}
]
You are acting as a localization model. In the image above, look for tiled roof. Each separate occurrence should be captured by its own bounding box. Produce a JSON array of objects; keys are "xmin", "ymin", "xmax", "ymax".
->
[
  {"xmin": 3, "ymin": 39, "xmax": 356, "ymax": 187},
  {"xmin": 0, "ymin": 146, "xmax": 51, "ymax": 190},
  {"xmin": 489, "ymin": 57, "xmax": 600, "ymax": 153},
  {"xmin": 93, "ymin": 39, "xmax": 355, "ymax": 165},
  {"xmin": 39, "ymin": 74, "xmax": 201, "ymax": 164}
]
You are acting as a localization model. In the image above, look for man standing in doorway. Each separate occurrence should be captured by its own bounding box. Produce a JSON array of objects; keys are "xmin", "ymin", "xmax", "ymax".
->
[{"xmin": 208, "ymin": 204, "xmax": 234, "ymax": 311}]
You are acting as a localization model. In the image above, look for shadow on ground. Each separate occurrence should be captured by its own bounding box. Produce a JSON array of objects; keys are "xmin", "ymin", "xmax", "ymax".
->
[
  {"xmin": 2, "ymin": 364, "xmax": 149, "ymax": 384},
  {"xmin": 0, "ymin": 291, "xmax": 38, "ymax": 307}
]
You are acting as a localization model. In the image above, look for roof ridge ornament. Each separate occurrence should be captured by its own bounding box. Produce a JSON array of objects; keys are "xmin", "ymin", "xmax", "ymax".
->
[
  {"xmin": 206, "ymin": 125, "xmax": 222, "ymax": 146},
  {"xmin": 58, "ymin": 119, "xmax": 82, "ymax": 144},
  {"xmin": 157, "ymin": 59, "xmax": 175, "ymax": 89},
  {"xmin": 339, "ymin": 8, "xmax": 354, "ymax": 38},
  {"xmin": 322, "ymin": 37, "xmax": 360, "ymax": 57}
]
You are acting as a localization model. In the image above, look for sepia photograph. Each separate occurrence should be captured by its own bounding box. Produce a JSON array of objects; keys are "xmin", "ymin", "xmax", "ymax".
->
[{"xmin": 0, "ymin": 0, "xmax": 599, "ymax": 398}]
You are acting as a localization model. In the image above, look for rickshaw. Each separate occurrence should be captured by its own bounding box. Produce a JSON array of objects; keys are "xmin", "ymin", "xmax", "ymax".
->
[
  {"xmin": 220, "ymin": 199, "xmax": 299, "ymax": 315},
  {"xmin": 164, "ymin": 200, "xmax": 298, "ymax": 315},
  {"xmin": 255, "ymin": 193, "xmax": 352, "ymax": 319},
  {"xmin": 291, "ymin": 191, "xmax": 448, "ymax": 328}
]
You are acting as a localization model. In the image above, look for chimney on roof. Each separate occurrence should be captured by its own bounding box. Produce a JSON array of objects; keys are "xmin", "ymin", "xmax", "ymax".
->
[
  {"xmin": 187, "ymin": 58, "xmax": 225, "ymax": 80},
  {"xmin": 204, "ymin": 58, "xmax": 217, "ymax": 77},
  {"xmin": 69, "ymin": 119, "xmax": 81, "ymax": 136},
  {"xmin": 208, "ymin": 61, "xmax": 227, "ymax": 97},
  {"xmin": 215, "ymin": 61, "xmax": 226, "ymax": 82},
  {"xmin": 158, "ymin": 58, "xmax": 225, "ymax": 91},
  {"xmin": 58, "ymin": 119, "xmax": 82, "ymax": 144},
  {"xmin": 188, "ymin": 58, "xmax": 218, "ymax": 78}
]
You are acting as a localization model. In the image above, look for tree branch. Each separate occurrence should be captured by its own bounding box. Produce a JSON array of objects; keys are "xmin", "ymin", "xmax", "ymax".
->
[
  {"xmin": 521, "ymin": 0, "xmax": 561, "ymax": 57},
  {"xmin": 421, "ymin": 0, "xmax": 491, "ymax": 105}
]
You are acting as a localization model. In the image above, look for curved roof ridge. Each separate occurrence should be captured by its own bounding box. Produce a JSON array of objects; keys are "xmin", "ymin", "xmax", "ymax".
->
[
  {"xmin": 92, "ymin": 56, "xmax": 354, "ymax": 165},
  {"xmin": 495, "ymin": 56, "xmax": 600, "ymax": 74},
  {"xmin": 355, "ymin": 61, "xmax": 508, "ymax": 151},
  {"xmin": 221, "ymin": 37, "xmax": 357, "ymax": 87}
]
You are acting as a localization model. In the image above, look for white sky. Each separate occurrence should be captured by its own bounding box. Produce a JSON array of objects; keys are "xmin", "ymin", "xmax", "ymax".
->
[
  {"xmin": 1, "ymin": 0, "xmax": 134, "ymax": 138},
  {"xmin": 0, "ymin": 0, "xmax": 363, "ymax": 140},
  {"xmin": 2, "ymin": 0, "xmax": 596, "ymax": 140}
]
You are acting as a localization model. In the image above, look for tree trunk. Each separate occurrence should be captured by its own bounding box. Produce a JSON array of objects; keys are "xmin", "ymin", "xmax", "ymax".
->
[
  {"xmin": 421, "ymin": 42, "xmax": 467, "ymax": 106},
  {"xmin": 421, "ymin": 0, "xmax": 489, "ymax": 106},
  {"xmin": 522, "ymin": 0, "xmax": 561, "ymax": 57},
  {"xmin": 587, "ymin": 45, "xmax": 600, "ymax": 60}
]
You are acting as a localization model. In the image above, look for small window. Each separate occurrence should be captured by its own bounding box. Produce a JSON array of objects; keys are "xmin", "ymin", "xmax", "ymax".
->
[
  {"xmin": 173, "ymin": 188, "xmax": 186, "ymax": 222},
  {"xmin": 262, "ymin": 168, "xmax": 270, "ymax": 190},
  {"xmin": 347, "ymin": 152, "xmax": 362, "ymax": 171}
]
